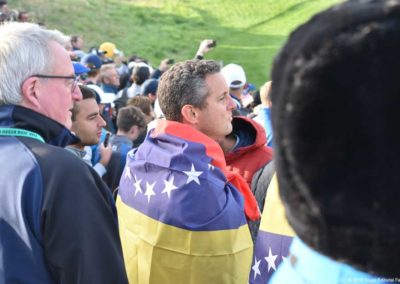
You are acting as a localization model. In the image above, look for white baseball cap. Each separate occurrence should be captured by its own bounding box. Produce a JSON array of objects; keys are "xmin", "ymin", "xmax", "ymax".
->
[
  {"xmin": 221, "ymin": 63, "xmax": 246, "ymax": 89},
  {"xmin": 86, "ymin": 84, "xmax": 115, "ymax": 104}
]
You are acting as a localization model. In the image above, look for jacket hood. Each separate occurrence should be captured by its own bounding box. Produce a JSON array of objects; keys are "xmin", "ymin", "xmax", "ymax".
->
[{"xmin": 225, "ymin": 116, "xmax": 267, "ymax": 162}]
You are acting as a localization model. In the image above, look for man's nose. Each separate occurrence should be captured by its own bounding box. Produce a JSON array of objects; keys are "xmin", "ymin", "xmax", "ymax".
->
[
  {"xmin": 99, "ymin": 116, "xmax": 107, "ymax": 127},
  {"xmin": 227, "ymin": 95, "xmax": 236, "ymax": 110},
  {"xmin": 72, "ymin": 86, "xmax": 83, "ymax": 101}
]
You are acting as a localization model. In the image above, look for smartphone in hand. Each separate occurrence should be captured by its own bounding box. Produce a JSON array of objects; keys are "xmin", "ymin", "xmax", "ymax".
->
[
  {"xmin": 207, "ymin": 40, "xmax": 217, "ymax": 48},
  {"xmin": 103, "ymin": 133, "xmax": 110, "ymax": 147}
]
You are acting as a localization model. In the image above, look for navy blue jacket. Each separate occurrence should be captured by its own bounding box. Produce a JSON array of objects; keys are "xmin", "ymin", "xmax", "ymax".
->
[
  {"xmin": 103, "ymin": 135, "xmax": 133, "ymax": 193},
  {"xmin": 0, "ymin": 105, "xmax": 128, "ymax": 283}
]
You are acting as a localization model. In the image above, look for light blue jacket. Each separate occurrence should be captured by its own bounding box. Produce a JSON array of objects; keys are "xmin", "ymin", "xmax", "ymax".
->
[
  {"xmin": 270, "ymin": 238, "xmax": 386, "ymax": 284},
  {"xmin": 253, "ymin": 107, "xmax": 273, "ymax": 147}
]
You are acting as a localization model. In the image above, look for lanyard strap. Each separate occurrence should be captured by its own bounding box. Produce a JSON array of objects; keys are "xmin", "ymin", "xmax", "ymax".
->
[{"xmin": 0, "ymin": 127, "xmax": 45, "ymax": 143}]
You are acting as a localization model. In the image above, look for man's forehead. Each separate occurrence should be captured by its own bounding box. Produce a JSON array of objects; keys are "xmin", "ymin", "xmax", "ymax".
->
[
  {"xmin": 76, "ymin": 98, "xmax": 98, "ymax": 112},
  {"xmin": 49, "ymin": 40, "xmax": 74, "ymax": 74},
  {"xmin": 205, "ymin": 72, "xmax": 228, "ymax": 91}
]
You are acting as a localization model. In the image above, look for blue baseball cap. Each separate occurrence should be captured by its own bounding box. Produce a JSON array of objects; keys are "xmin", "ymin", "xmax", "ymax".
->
[
  {"xmin": 80, "ymin": 54, "xmax": 103, "ymax": 70},
  {"xmin": 141, "ymin": 79, "xmax": 159, "ymax": 96},
  {"xmin": 73, "ymin": 62, "xmax": 90, "ymax": 75}
]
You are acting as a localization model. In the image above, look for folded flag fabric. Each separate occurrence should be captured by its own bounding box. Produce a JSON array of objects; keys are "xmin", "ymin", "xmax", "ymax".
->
[
  {"xmin": 249, "ymin": 174, "xmax": 295, "ymax": 284},
  {"xmin": 117, "ymin": 120, "xmax": 253, "ymax": 284}
]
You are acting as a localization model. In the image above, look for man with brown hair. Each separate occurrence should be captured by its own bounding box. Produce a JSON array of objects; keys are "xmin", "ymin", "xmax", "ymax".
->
[
  {"xmin": 117, "ymin": 60, "xmax": 258, "ymax": 283},
  {"xmin": 66, "ymin": 84, "xmax": 113, "ymax": 178},
  {"xmin": 103, "ymin": 105, "xmax": 146, "ymax": 192}
]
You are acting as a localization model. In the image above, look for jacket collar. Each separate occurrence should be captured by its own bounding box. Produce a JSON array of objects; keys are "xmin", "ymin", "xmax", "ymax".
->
[{"xmin": 0, "ymin": 104, "xmax": 79, "ymax": 147}]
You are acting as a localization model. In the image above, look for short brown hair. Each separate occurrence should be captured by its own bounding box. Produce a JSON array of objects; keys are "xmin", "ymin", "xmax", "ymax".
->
[
  {"xmin": 71, "ymin": 85, "xmax": 96, "ymax": 121},
  {"xmin": 157, "ymin": 60, "xmax": 221, "ymax": 122},
  {"xmin": 117, "ymin": 106, "xmax": 147, "ymax": 132},
  {"xmin": 127, "ymin": 95, "xmax": 152, "ymax": 117}
]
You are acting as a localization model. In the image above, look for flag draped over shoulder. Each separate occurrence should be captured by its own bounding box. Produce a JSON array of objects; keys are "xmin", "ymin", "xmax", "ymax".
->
[
  {"xmin": 249, "ymin": 174, "xmax": 295, "ymax": 284},
  {"xmin": 117, "ymin": 120, "xmax": 253, "ymax": 284}
]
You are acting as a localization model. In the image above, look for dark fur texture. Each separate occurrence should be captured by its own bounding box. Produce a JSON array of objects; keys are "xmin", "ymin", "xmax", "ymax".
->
[{"xmin": 271, "ymin": 0, "xmax": 400, "ymax": 277}]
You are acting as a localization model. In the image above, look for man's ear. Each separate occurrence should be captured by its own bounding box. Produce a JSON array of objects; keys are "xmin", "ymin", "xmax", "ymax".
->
[
  {"xmin": 149, "ymin": 93, "xmax": 157, "ymax": 101},
  {"xmin": 181, "ymin": 104, "xmax": 198, "ymax": 124},
  {"xmin": 21, "ymin": 76, "xmax": 40, "ymax": 108},
  {"xmin": 128, "ymin": 125, "xmax": 141, "ymax": 141},
  {"xmin": 129, "ymin": 125, "xmax": 138, "ymax": 135}
]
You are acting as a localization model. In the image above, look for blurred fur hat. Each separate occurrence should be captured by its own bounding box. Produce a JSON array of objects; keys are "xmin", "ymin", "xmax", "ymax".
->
[{"xmin": 270, "ymin": 0, "xmax": 400, "ymax": 277}]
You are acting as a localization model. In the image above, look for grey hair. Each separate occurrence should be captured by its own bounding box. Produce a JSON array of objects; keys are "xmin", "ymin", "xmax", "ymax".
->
[{"xmin": 0, "ymin": 22, "xmax": 69, "ymax": 105}]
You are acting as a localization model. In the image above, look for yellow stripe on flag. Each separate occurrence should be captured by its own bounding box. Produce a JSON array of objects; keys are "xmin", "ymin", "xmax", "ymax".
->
[
  {"xmin": 117, "ymin": 198, "xmax": 253, "ymax": 284},
  {"xmin": 259, "ymin": 174, "xmax": 295, "ymax": 237}
]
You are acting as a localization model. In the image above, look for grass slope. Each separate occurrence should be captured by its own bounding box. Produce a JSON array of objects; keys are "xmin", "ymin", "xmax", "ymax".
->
[{"xmin": 11, "ymin": 0, "xmax": 341, "ymax": 87}]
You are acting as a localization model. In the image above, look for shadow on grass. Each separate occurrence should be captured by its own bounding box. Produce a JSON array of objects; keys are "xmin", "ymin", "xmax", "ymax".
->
[
  {"xmin": 244, "ymin": 0, "xmax": 314, "ymax": 31},
  {"xmin": 187, "ymin": 6, "xmax": 286, "ymax": 84}
]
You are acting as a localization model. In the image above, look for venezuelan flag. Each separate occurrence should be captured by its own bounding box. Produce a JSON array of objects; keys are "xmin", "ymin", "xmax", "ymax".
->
[
  {"xmin": 249, "ymin": 174, "xmax": 295, "ymax": 284},
  {"xmin": 117, "ymin": 120, "xmax": 253, "ymax": 284}
]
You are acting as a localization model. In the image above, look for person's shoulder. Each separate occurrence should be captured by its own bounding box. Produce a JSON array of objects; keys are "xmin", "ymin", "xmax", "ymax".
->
[
  {"xmin": 35, "ymin": 143, "xmax": 112, "ymax": 200},
  {"xmin": 44, "ymin": 142, "xmax": 81, "ymax": 159},
  {"xmin": 32, "ymin": 143, "xmax": 90, "ymax": 173},
  {"xmin": 258, "ymin": 144, "xmax": 273, "ymax": 157}
]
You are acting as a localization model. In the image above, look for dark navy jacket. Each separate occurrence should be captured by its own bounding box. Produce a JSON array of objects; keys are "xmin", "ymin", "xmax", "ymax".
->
[
  {"xmin": 103, "ymin": 135, "xmax": 133, "ymax": 193},
  {"xmin": 0, "ymin": 105, "xmax": 128, "ymax": 283}
]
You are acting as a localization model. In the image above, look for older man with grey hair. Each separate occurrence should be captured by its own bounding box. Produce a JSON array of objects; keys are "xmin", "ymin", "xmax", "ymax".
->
[{"xmin": 0, "ymin": 22, "xmax": 127, "ymax": 283}]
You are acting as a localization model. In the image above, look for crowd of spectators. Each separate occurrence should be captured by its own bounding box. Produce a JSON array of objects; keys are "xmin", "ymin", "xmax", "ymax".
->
[
  {"xmin": 1, "ymin": 0, "xmax": 398, "ymax": 283},
  {"xmin": 0, "ymin": 1, "xmax": 30, "ymax": 23}
]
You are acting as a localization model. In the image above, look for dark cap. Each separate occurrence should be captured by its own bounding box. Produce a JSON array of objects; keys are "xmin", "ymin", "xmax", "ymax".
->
[
  {"xmin": 141, "ymin": 79, "xmax": 158, "ymax": 96},
  {"xmin": 271, "ymin": 0, "xmax": 400, "ymax": 277},
  {"xmin": 80, "ymin": 54, "xmax": 102, "ymax": 70}
]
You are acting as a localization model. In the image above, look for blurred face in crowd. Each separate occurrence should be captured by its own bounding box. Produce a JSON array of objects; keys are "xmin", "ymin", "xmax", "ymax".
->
[
  {"xmin": 193, "ymin": 72, "xmax": 235, "ymax": 142},
  {"xmin": 0, "ymin": 3, "xmax": 8, "ymax": 14},
  {"xmin": 18, "ymin": 12, "xmax": 29, "ymax": 22},
  {"xmin": 145, "ymin": 106, "xmax": 155, "ymax": 124},
  {"xmin": 71, "ymin": 98, "xmax": 106, "ymax": 146},
  {"xmin": 73, "ymin": 37, "xmax": 84, "ymax": 50},
  {"xmin": 105, "ymin": 67, "xmax": 120, "ymax": 87},
  {"xmin": 24, "ymin": 41, "xmax": 82, "ymax": 129}
]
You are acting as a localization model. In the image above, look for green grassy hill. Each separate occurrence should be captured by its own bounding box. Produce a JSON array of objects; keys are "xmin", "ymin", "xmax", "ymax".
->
[{"xmin": 11, "ymin": 0, "xmax": 342, "ymax": 87}]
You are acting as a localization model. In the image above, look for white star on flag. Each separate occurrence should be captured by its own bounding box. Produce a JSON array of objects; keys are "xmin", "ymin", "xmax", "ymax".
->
[
  {"xmin": 183, "ymin": 163, "xmax": 202, "ymax": 185},
  {"xmin": 265, "ymin": 247, "xmax": 278, "ymax": 272},
  {"xmin": 144, "ymin": 181, "xmax": 156, "ymax": 203},
  {"xmin": 124, "ymin": 166, "xmax": 132, "ymax": 180},
  {"xmin": 208, "ymin": 163, "xmax": 215, "ymax": 170},
  {"xmin": 161, "ymin": 176, "xmax": 178, "ymax": 198},
  {"xmin": 282, "ymin": 255, "xmax": 288, "ymax": 262},
  {"xmin": 252, "ymin": 256, "xmax": 261, "ymax": 280},
  {"xmin": 133, "ymin": 175, "xmax": 143, "ymax": 196}
]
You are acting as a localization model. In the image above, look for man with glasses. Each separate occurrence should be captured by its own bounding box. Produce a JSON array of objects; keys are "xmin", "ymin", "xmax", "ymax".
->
[{"xmin": 0, "ymin": 22, "xmax": 128, "ymax": 283}]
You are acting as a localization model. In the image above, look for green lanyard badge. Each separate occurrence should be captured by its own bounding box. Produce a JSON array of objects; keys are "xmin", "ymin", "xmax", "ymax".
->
[{"xmin": 0, "ymin": 127, "xmax": 45, "ymax": 143}]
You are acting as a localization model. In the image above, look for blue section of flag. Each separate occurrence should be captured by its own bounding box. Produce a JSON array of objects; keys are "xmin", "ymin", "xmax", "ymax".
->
[
  {"xmin": 119, "ymin": 131, "xmax": 247, "ymax": 231},
  {"xmin": 250, "ymin": 231, "xmax": 293, "ymax": 284}
]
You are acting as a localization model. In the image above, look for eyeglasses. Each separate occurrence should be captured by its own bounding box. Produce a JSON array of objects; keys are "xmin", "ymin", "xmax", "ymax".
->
[
  {"xmin": 33, "ymin": 74, "xmax": 80, "ymax": 93},
  {"xmin": 79, "ymin": 74, "xmax": 88, "ymax": 81}
]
